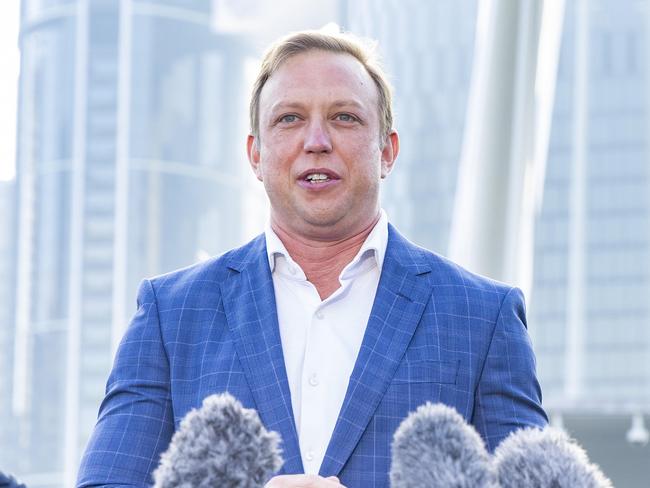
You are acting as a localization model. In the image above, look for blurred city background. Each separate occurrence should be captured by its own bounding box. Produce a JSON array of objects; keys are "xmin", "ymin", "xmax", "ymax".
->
[{"xmin": 0, "ymin": 0, "xmax": 649, "ymax": 486}]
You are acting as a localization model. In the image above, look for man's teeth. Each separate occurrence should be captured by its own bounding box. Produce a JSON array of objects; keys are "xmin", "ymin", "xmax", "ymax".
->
[{"xmin": 306, "ymin": 173, "xmax": 330, "ymax": 182}]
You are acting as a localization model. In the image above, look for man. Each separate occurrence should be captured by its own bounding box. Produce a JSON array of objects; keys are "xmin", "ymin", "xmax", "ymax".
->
[{"xmin": 78, "ymin": 30, "xmax": 547, "ymax": 487}]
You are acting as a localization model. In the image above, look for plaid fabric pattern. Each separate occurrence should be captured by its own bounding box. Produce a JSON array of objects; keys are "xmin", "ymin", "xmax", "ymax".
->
[{"xmin": 77, "ymin": 225, "xmax": 547, "ymax": 487}]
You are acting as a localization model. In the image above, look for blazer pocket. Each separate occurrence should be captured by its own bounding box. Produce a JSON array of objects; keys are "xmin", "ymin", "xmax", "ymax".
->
[{"xmin": 391, "ymin": 360, "xmax": 459, "ymax": 385}]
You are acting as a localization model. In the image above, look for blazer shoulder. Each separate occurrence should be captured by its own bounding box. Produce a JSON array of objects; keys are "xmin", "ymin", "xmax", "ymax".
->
[
  {"xmin": 428, "ymin": 250, "xmax": 513, "ymax": 296},
  {"xmin": 146, "ymin": 234, "xmax": 266, "ymax": 296},
  {"xmin": 400, "ymin": 237, "xmax": 525, "ymax": 331},
  {"xmin": 391, "ymin": 227, "xmax": 514, "ymax": 300}
]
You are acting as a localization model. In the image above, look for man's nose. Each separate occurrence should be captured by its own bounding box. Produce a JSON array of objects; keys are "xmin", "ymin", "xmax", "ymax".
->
[{"xmin": 303, "ymin": 120, "xmax": 333, "ymax": 153}]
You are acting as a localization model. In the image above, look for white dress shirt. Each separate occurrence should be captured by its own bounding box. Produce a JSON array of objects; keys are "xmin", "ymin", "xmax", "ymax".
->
[{"xmin": 264, "ymin": 210, "xmax": 388, "ymax": 474}]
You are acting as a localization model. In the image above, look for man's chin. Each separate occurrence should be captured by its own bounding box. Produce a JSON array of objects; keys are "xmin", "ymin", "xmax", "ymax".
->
[
  {"xmin": 297, "ymin": 209, "xmax": 380, "ymax": 240},
  {"xmin": 287, "ymin": 209, "xmax": 350, "ymax": 237},
  {"xmin": 301, "ymin": 212, "xmax": 347, "ymax": 230},
  {"xmin": 272, "ymin": 203, "xmax": 376, "ymax": 239}
]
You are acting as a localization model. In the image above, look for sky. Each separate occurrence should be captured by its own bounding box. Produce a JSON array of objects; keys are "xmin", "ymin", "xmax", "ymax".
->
[{"xmin": 0, "ymin": 1, "xmax": 19, "ymax": 181}]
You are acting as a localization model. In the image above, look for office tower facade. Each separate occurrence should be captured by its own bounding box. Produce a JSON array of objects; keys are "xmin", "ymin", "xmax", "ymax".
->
[
  {"xmin": 0, "ymin": 181, "xmax": 17, "ymax": 472},
  {"xmin": 346, "ymin": 0, "xmax": 648, "ymax": 485},
  {"xmin": 530, "ymin": 0, "xmax": 649, "ymax": 485},
  {"xmin": 10, "ymin": 1, "xmax": 254, "ymax": 486},
  {"xmin": 344, "ymin": 0, "xmax": 478, "ymax": 253}
]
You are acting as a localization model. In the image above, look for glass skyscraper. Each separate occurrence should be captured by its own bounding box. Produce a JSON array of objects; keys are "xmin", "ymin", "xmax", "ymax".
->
[
  {"xmin": 529, "ymin": 0, "xmax": 650, "ymax": 485},
  {"xmin": 0, "ymin": 181, "xmax": 17, "ymax": 473},
  {"xmin": 7, "ymin": 1, "xmax": 257, "ymax": 485}
]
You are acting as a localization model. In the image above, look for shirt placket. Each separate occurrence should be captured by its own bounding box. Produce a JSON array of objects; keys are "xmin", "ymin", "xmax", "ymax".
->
[
  {"xmin": 299, "ymin": 278, "xmax": 355, "ymax": 474},
  {"xmin": 299, "ymin": 290, "xmax": 327, "ymax": 473}
]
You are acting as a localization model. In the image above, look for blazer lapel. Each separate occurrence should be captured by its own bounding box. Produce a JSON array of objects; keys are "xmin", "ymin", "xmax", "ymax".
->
[
  {"xmin": 319, "ymin": 225, "xmax": 433, "ymax": 476},
  {"xmin": 220, "ymin": 235, "xmax": 304, "ymax": 474}
]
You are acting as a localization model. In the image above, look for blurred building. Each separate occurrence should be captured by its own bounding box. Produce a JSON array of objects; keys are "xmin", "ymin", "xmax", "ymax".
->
[
  {"xmin": 8, "ymin": 1, "xmax": 255, "ymax": 486},
  {"xmin": 530, "ymin": 0, "xmax": 650, "ymax": 485},
  {"xmin": 0, "ymin": 180, "xmax": 17, "ymax": 472},
  {"xmin": 344, "ymin": 0, "xmax": 478, "ymax": 253}
]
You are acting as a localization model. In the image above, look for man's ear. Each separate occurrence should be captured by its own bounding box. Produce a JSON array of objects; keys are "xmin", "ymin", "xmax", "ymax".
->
[
  {"xmin": 380, "ymin": 130, "xmax": 399, "ymax": 178},
  {"xmin": 247, "ymin": 134, "xmax": 263, "ymax": 181}
]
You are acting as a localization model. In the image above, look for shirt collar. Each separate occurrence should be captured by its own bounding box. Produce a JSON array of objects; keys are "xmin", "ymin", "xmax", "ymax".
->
[
  {"xmin": 265, "ymin": 209, "xmax": 389, "ymax": 276},
  {"xmin": 265, "ymin": 221, "xmax": 293, "ymax": 273}
]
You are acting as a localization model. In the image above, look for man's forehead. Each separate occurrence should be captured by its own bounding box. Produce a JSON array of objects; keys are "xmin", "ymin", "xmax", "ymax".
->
[{"xmin": 259, "ymin": 51, "xmax": 378, "ymax": 108}]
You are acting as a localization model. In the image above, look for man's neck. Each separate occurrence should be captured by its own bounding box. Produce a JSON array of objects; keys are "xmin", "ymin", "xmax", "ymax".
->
[{"xmin": 271, "ymin": 213, "xmax": 381, "ymax": 300}]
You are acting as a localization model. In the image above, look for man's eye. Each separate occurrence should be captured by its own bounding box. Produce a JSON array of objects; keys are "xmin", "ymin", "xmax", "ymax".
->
[
  {"xmin": 279, "ymin": 114, "xmax": 299, "ymax": 123},
  {"xmin": 335, "ymin": 113, "xmax": 357, "ymax": 122}
]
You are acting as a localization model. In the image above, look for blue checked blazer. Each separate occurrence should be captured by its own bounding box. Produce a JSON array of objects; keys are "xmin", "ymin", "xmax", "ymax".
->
[{"xmin": 77, "ymin": 224, "xmax": 547, "ymax": 487}]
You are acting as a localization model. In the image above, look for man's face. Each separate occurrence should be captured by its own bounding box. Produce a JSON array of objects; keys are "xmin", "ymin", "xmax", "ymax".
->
[{"xmin": 247, "ymin": 50, "xmax": 399, "ymax": 240}]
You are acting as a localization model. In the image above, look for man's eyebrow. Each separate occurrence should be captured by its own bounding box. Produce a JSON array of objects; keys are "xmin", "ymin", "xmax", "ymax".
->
[
  {"xmin": 268, "ymin": 99, "xmax": 368, "ymax": 115},
  {"xmin": 268, "ymin": 101, "xmax": 308, "ymax": 114},
  {"xmin": 330, "ymin": 99, "xmax": 366, "ymax": 110}
]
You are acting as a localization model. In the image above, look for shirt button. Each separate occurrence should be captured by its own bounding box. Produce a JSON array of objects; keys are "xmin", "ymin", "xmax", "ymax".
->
[
  {"xmin": 305, "ymin": 450, "xmax": 314, "ymax": 461},
  {"xmin": 315, "ymin": 310, "xmax": 324, "ymax": 319},
  {"xmin": 289, "ymin": 266, "xmax": 297, "ymax": 275},
  {"xmin": 309, "ymin": 374, "xmax": 319, "ymax": 386}
]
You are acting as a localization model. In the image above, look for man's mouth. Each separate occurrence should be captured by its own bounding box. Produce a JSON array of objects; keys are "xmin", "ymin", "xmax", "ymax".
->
[
  {"xmin": 298, "ymin": 169, "xmax": 341, "ymax": 186},
  {"xmin": 305, "ymin": 173, "xmax": 331, "ymax": 184}
]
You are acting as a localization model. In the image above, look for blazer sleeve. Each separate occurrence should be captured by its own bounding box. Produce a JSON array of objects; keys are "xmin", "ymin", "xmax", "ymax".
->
[
  {"xmin": 77, "ymin": 279, "xmax": 175, "ymax": 488},
  {"xmin": 471, "ymin": 286, "xmax": 548, "ymax": 451}
]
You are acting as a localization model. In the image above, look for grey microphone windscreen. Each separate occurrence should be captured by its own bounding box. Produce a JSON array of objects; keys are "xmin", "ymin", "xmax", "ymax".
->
[
  {"xmin": 494, "ymin": 427, "xmax": 613, "ymax": 488},
  {"xmin": 390, "ymin": 402, "xmax": 496, "ymax": 488},
  {"xmin": 153, "ymin": 393, "xmax": 283, "ymax": 488}
]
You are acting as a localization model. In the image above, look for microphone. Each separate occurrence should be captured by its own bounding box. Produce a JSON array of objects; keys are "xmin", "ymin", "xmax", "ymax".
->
[
  {"xmin": 153, "ymin": 393, "xmax": 283, "ymax": 488},
  {"xmin": 389, "ymin": 402, "xmax": 496, "ymax": 488},
  {"xmin": 494, "ymin": 427, "xmax": 613, "ymax": 488}
]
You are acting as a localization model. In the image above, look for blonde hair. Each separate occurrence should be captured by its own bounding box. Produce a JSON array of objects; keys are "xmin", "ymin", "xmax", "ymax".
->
[{"xmin": 249, "ymin": 30, "xmax": 393, "ymax": 140}]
